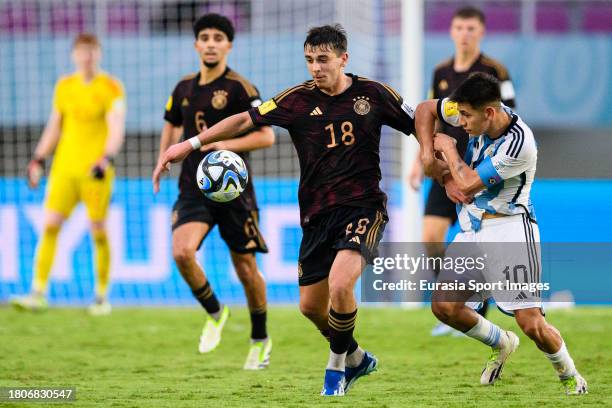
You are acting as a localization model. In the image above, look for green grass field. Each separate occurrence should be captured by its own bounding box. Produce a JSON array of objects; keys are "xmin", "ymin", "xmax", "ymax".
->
[{"xmin": 1, "ymin": 306, "xmax": 610, "ymax": 407}]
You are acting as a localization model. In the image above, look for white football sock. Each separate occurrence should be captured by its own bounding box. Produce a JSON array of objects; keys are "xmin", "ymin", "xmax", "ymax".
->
[
  {"xmin": 326, "ymin": 350, "xmax": 347, "ymax": 372},
  {"xmin": 345, "ymin": 346, "xmax": 365, "ymax": 368},
  {"xmin": 465, "ymin": 314, "xmax": 508, "ymax": 349},
  {"xmin": 544, "ymin": 342, "xmax": 577, "ymax": 380}
]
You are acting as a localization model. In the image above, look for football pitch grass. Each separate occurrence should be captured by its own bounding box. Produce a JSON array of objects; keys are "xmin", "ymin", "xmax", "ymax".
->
[{"xmin": 1, "ymin": 306, "xmax": 610, "ymax": 407}]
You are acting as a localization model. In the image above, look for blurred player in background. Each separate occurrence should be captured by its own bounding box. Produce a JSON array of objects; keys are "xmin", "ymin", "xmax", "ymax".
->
[
  {"xmin": 11, "ymin": 33, "xmax": 126, "ymax": 315},
  {"xmin": 154, "ymin": 14, "xmax": 275, "ymax": 369},
  {"xmin": 154, "ymin": 24, "xmax": 445, "ymax": 396},
  {"xmin": 408, "ymin": 6, "xmax": 516, "ymax": 336},
  {"xmin": 417, "ymin": 73, "xmax": 587, "ymax": 395}
]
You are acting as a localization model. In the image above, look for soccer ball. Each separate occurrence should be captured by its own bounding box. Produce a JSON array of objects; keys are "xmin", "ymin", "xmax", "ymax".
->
[{"xmin": 196, "ymin": 150, "xmax": 248, "ymax": 202}]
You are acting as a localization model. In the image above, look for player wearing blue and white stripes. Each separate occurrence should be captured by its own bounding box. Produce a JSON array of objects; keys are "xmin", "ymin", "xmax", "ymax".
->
[{"xmin": 415, "ymin": 73, "xmax": 587, "ymax": 395}]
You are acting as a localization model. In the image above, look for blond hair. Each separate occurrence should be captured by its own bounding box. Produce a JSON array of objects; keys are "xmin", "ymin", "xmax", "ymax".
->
[{"xmin": 72, "ymin": 33, "xmax": 100, "ymax": 49}]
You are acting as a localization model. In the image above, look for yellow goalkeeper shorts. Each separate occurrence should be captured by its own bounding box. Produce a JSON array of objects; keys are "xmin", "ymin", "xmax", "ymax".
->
[{"xmin": 44, "ymin": 167, "xmax": 115, "ymax": 222}]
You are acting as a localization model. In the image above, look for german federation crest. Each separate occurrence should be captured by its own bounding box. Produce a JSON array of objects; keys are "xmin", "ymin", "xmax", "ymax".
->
[
  {"xmin": 211, "ymin": 90, "xmax": 228, "ymax": 110},
  {"xmin": 353, "ymin": 96, "xmax": 370, "ymax": 115}
]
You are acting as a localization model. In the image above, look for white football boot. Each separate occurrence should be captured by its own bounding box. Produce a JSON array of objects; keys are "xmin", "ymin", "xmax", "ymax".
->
[
  {"xmin": 10, "ymin": 293, "xmax": 48, "ymax": 312},
  {"xmin": 243, "ymin": 337, "xmax": 272, "ymax": 370},
  {"xmin": 198, "ymin": 305, "xmax": 230, "ymax": 353},
  {"xmin": 88, "ymin": 298, "xmax": 112, "ymax": 316},
  {"xmin": 561, "ymin": 373, "xmax": 588, "ymax": 395},
  {"xmin": 480, "ymin": 330, "xmax": 520, "ymax": 385}
]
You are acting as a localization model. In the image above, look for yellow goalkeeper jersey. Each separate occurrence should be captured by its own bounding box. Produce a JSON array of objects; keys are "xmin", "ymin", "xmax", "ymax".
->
[{"xmin": 51, "ymin": 71, "xmax": 125, "ymax": 175}]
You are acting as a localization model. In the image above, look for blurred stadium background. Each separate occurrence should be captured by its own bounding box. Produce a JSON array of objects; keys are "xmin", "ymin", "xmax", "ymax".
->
[{"xmin": 0, "ymin": 0, "xmax": 611, "ymax": 306}]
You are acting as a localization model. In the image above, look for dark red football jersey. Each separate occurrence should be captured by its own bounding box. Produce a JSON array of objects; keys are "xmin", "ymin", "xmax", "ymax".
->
[
  {"xmin": 432, "ymin": 53, "xmax": 516, "ymax": 156},
  {"xmin": 164, "ymin": 67, "xmax": 262, "ymax": 209},
  {"xmin": 249, "ymin": 74, "xmax": 415, "ymax": 226}
]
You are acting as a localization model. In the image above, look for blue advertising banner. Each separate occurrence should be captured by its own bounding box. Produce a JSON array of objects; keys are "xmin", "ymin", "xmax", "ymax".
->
[{"xmin": 1, "ymin": 178, "xmax": 611, "ymax": 305}]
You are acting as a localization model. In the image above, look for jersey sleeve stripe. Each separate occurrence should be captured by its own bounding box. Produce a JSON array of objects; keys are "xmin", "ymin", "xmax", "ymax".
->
[
  {"xmin": 358, "ymin": 77, "xmax": 401, "ymax": 101},
  {"xmin": 275, "ymin": 80, "xmax": 315, "ymax": 100},
  {"xmin": 506, "ymin": 125, "xmax": 523, "ymax": 158},
  {"xmin": 226, "ymin": 71, "xmax": 259, "ymax": 98},
  {"xmin": 181, "ymin": 72, "xmax": 197, "ymax": 81},
  {"xmin": 275, "ymin": 86, "xmax": 304, "ymax": 103},
  {"xmin": 506, "ymin": 131, "xmax": 518, "ymax": 157},
  {"xmin": 274, "ymin": 82, "xmax": 315, "ymax": 103},
  {"xmin": 512, "ymin": 125, "xmax": 525, "ymax": 158},
  {"xmin": 433, "ymin": 57, "xmax": 453, "ymax": 71},
  {"xmin": 274, "ymin": 84, "xmax": 302, "ymax": 101},
  {"xmin": 508, "ymin": 125, "xmax": 525, "ymax": 158},
  {"xmin": 272, "ymin": 85, "xmax": 303, "ymax": 102},
  {"xmin": 381, "ymin": 84, "xmax": 401, "ymax": 101},
  {"xmin": 480, "ymin": 55, "xmax": 510, "ymax": 80}
]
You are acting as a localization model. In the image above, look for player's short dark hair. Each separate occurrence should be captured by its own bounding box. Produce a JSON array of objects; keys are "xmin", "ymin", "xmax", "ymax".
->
[
  {"xmin": 453, "ymin": 6, "xmax": 486, "ymax": 25},
  {"xmin": 193, "ymin": 13, "xmax": 234, "ymax": 41},
  {"xmin": 450, "ymin": 72, "xmax": 501, "ymax": 109},
  {"xmin": 304, "ymin": 24, "xmax": 347, "ymax": 54}
]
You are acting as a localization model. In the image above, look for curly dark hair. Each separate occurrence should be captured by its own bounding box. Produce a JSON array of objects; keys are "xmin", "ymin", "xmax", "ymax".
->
[{"xmin": 193, "ymin": 13, "xmax": 234, "ymax": 41}]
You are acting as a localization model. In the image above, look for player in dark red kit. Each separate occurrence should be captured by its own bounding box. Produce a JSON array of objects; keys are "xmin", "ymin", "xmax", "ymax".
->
[
  {"xmin": 153, "ymin": 14, "xmax": 275, "ymax": 370},
  {"xmin": 153, "ymin": 24, "xmax": 445, "ymax": 396}
]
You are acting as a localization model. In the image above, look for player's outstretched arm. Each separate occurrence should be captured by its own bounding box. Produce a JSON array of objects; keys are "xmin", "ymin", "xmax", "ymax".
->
[
  {"xmin": 200, "ymin": 126, "xmax": 274, "ymax": 154},
  {"xmin": 152, "ymin": 111, "xmax": 255, "ymax": 193},
  {"xmin": 434, "ymin": 133, "xmax": 484, "ymax": 196},
  {"xmin": 27, "ymin": 109, "xmax": 62, "ymax": 188},
  {"xmin": 414, "ymin": 99, "xmax": 449, "ymax": 184}
]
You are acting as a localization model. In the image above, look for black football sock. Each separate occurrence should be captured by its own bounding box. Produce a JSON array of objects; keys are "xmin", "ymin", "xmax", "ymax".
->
[
  {"xmin": 319, "ymin": 328, "xmax": 331, "ymax": 341},
  {"xmin": 327, "ymin": 308, "xmax": 358, "ymax": 371},
  {"xmin": 192, "ymin": 281, "xmax": 221, "ymax": 317},
  {"xmin": 250, "ymin": 305, "xmax": 267, "ymax": 340},
  {"xmin": 319, "ymin": 329, "xmax": 358, "ymax": 348}
]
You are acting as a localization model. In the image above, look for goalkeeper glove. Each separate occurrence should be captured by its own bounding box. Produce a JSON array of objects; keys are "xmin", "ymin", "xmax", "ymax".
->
[{"xmin": 92, "ymin": 155, "xmax": 114, "ymax": 179}]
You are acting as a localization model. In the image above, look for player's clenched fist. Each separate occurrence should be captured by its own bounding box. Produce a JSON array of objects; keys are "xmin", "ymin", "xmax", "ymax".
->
[
  {"xmin": 26, "ymin": 157, "xmax": 45, "ymax": 189},
  {"xmin": 433, "ymin": 132, "xmax": 456, "ymax": 151}
]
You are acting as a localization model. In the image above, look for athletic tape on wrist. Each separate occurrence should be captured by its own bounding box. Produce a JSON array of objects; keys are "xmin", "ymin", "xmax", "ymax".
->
[{"xmin": 188, "ymin": 136, "xmax": 202, "ymax": 150}]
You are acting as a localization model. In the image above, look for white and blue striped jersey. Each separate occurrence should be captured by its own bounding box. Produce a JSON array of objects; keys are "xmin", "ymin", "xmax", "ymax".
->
[{"xmin": 437, "ymin": 98, "xmax": 537, "ymax": 232}]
